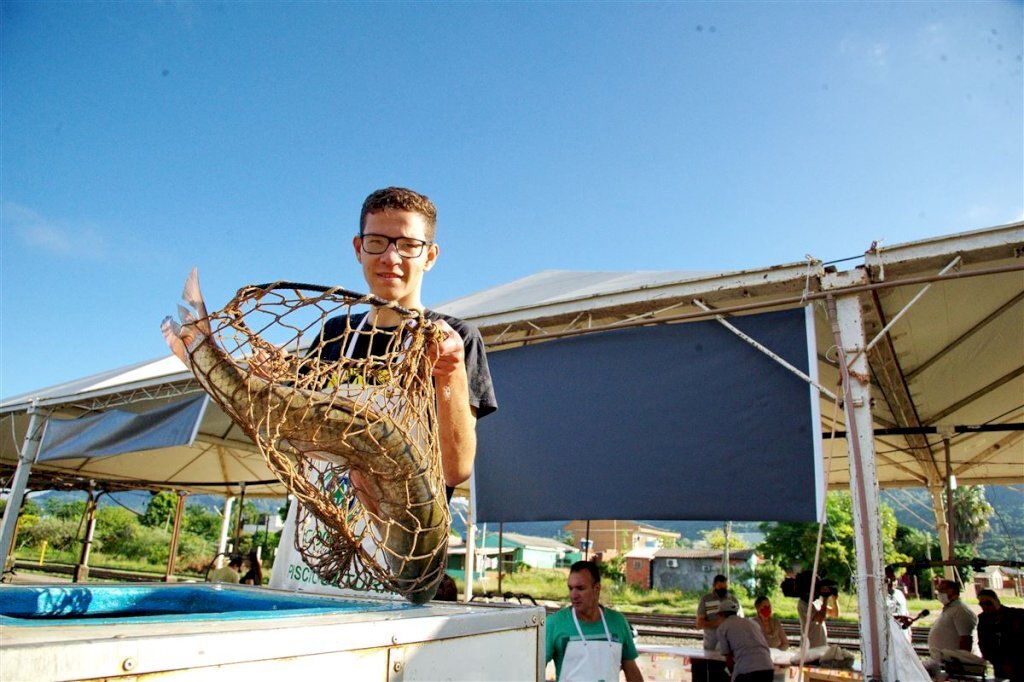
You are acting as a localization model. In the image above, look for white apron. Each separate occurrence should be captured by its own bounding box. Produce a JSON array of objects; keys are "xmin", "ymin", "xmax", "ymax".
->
[{"xmin": 559, "ymin": 607, "xmax": 622, "ymax": 682}]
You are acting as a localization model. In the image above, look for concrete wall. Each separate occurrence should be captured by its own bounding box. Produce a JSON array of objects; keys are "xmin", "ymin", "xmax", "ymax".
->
[
  {"xmin": 652, "ymin": 558, "xmax": 720, "ymax": 592},
  {"xmin": 652, "ymin": 557, "xmax": 757, "ymax": 592}
]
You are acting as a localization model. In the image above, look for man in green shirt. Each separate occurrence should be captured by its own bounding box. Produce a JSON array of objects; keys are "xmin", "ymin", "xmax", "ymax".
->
[{"xmin": 545, "ymin": 560, "xmax": 643, "ymax": 682}]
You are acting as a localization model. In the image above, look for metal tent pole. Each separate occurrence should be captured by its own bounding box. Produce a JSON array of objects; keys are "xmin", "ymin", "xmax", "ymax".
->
[
  {"xmin": 723, "ymin": 521, "xmax": 731, "ymax": 581},
  {"xmin": 943, "ymin": 433, "xmax": 959, "ymax": 585},
  {"xmin": 217, "ymin": 496, "xmax": 235, "ymax": 563},
  {"xmin": 498, "ymin": 522, "xmax": 504, "ymax": 595},
  {"xmin": 463, "ymin": 476, "xmax": 477, "ymax": 602},
  {"xmin": 825, "ymin": 275, "xmax": 892, "ymax": 682},
  {"xmin": 165, "ymin": 491, "xmax": 188, "ymax": 581},
  {"xmin": 74, "ymin": 483, "xmax": 98, "ymax": 583},
  {"xmin": 0, "ymin": 406, "xmax": 46, "ymax": 575},
  {"xmin": 232, "ymin": 482, "xmax": 247, "ymax": 551}
]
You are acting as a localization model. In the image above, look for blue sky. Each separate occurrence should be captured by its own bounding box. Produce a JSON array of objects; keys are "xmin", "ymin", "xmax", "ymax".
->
[{"xmin": 2, "ymin": 1, "xmax": 1021, "ymax": 399}]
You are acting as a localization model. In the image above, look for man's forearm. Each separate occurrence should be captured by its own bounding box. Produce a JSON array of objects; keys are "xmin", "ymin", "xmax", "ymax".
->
[
  {"xmin": 436, "ymin": 368, "xmax": 477, "ymax": 487},
  {"xmin": 622, "ymin": 658, "xmax": 644, "ymax": 682}
]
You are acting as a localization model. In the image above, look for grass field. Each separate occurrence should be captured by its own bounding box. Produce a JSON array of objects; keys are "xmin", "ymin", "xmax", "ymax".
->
[
  {"xmin": 464, "ymin": 567, "xmax": 1024, "ymax": 626},
  {"xmin": 13, "ymin": 556, "xmax": 1022, "ymax": 627}
]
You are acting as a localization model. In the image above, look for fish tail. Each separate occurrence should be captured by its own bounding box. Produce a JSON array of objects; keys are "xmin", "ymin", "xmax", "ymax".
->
[
  {"xmin": 182, "ymin": 267, "xmax": 212, "ymax": 337},
  {"xmin": 162, "ymin": 268, "xmax": 214, "ymax": 364},
  {"xmin": 161, "ymin": 316, "xmax": 190, "ymax": 365}
]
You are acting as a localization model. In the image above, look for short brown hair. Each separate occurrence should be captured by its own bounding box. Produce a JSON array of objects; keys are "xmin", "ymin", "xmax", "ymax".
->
[
  {"xmin": 360, "ymin": 187, "xmax": 437, "ymax": 241},
  {"xmin": 939, "ymin": 580, "xmax": 961, "ymax": 596},
  {"xmin": 570, "ymin": 560, "xmax": 601, "ymax": 585}
]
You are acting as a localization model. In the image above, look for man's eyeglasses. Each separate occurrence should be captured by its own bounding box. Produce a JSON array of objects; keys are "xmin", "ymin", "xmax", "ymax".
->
[{"xmin": 359, "ymin": 233, "xmax": 432, "ymax": 258}]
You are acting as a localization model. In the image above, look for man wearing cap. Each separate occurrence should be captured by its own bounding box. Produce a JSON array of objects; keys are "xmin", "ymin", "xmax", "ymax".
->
[
  {"xmin": 716, "ymin": 597, "xmax": 774, "ymax": 682},
  {"xmin": 695, "ymin": 574, "xmax": 744, "ymax": 682}
]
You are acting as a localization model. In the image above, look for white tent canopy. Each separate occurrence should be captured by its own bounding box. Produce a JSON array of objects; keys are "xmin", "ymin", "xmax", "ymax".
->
[
  {"xmin": 442, "ymin": 222, "xmax": 1024, "ymax": 490},
  {"xmin": 1, "ymin": 221, "xmax": 1021, "ymax": 680},
  {"xmin": 5, "ymin": 222, "xmax": 1019, "ymax": 494},
  {"xmin": 1, "ymin": 355, "xmax": 287, "ymax": 497}
]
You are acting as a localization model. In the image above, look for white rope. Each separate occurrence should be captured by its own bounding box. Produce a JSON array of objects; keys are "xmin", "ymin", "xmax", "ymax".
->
[
  {"xmin": 797, "ymin": 392, "xmax": 842, "ymax": 682},
  {"xmin": 801, "ymin": 254, "xmax": 818, "ymax": 304}
]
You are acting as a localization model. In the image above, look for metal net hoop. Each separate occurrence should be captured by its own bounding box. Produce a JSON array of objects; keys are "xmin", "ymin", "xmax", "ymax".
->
[{"xmin": 192, "ymin": 281, "xmax": 449, "ymax": 598}]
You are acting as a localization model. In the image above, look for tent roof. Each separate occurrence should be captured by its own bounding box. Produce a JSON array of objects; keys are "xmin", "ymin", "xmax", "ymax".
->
[
  {"xmin": 442, "ymin": 221, "xmax": 1024, "ymax": 491},
  {"xmin": 3, "ymin": 221, "xmax": 1021, "ymax": 496}
]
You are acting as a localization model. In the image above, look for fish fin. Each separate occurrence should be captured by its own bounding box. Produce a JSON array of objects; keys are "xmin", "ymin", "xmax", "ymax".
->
[
  {"xmin": 182, "ymin": 267, "xmax": 212, "ymax": 337},
  {"xmin": 178, "ymin": 304, "xmax": 197, "ymax": 326},
  {"xmin": 161, "ymin": 316, "xmax": 190, "ymax": 366}
]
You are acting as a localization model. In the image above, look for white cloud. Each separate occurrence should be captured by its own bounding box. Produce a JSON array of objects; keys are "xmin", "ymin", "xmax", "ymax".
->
[
  {"xmin": 2, "ymin": 201, "xmax": 107, "ymax": 259},
  {"xmin": 839, "ymin": 36, "xmax": 890, "ymax": 69}
]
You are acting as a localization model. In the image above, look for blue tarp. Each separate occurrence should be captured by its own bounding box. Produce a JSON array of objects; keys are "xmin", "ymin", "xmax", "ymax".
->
[
  {"xmin": 37, "ymin": 395, "xmax": 208, "ymax": 462},
  {"xmin": 475, "ymin": 307, "xmax": 821, "ymax": 523}
]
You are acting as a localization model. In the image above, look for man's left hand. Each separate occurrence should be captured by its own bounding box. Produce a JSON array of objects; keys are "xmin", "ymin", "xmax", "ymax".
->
[{"xmin": 429, "ymin": 319, "xmax": 465, "ymax": 377}]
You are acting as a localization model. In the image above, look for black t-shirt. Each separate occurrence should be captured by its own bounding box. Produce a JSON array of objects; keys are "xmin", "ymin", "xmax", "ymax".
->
[{"xmin": 306, "ymin": 309, "xmax": 498, "ymax": 498}]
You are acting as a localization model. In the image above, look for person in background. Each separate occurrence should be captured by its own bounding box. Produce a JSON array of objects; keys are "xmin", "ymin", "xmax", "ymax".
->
[
  {"xmin": 717, "ymin": 597, "xmax": 775, "ymax": 682},
  {"xmin": 926, "ymin": 579, "xmax": 977, "ymax": 665},
  {"xmin": 976, "ymin": 588, "xmax": 1024, "ymax": 681},
  {"xmin": 885, "ymin": 566, "xmax": 913, "ymax": 642},
  {"xmin": 797, "ymin": 578, "xmax": 839, "ymax": 649},
  {"xmin": 751, "ymin": 596, "xmax": 788, "ymax": 650},
  {"xmin": 208, "ymin": 554, "xmax": 242, "ymax": 584},
  {"xmin": 695, "ymin": 574, "xmax": 743, "ymax": 682},
  {"xmin": 545, "ymin": 560, "xmax": 643, "ymax": 682},
  {"xmin": 434, "ymin": 573, "xmax": 458, "ymax": 601},
  {"xmin": 240, "ymin": 550, "xmax": 263, "ymax": 586}
]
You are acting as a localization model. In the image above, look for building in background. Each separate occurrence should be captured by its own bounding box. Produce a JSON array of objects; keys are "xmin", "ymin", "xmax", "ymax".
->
[
  {"xmin": 651, "ymin": 548, "xmax": 758, "ymax": 593},
  {"xmin": 563, "ymin": 520, "xmax": 681, "ymax": 556}
]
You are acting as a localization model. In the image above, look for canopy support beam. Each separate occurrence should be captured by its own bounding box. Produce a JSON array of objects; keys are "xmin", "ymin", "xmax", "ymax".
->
[
  {"xmin": 824, "ymin": 272, "xmax": 892, "ymax": 681},
  {"xmin": 165, "ymin": 491, "xmax": 188, "ymax": 581},
  {"xmin": 217, "ymin": 496, "xmax": 235, "ymax": 562},
  {"xmin": 74, "ymin": 483, "xmax": 98, "ymax": 582},
  {"xmin": 463, "ymin": 476, "xmax": 477, "ymax": 602},
  {"xmin": 0, "ymin": 406, "xmax": 46, "ymax": 577}
]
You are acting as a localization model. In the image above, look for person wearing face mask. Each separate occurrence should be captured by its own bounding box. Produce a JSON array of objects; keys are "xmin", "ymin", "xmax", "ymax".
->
[
  {"xmin": 751, "ymin": 596, "xmax": 788, "ymax": 650},
  {"xmin": 927, "ymin": 579, "xmax": 977, "ymax": 665},
  {"xmin": 695, "ymin": 575, "xmax": 744, "ymax": 682}
]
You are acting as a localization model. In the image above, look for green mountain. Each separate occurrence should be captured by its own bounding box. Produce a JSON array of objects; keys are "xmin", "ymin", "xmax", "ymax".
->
[{"xmin": 881, "ymin": 485, "xmax": 1024, "ymax": 561}]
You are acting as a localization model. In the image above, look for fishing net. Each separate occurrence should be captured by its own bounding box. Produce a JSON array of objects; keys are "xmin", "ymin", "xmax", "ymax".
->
[{"xmin": 182, "ymin": 280, "xmax": 449, "ymax": 602}]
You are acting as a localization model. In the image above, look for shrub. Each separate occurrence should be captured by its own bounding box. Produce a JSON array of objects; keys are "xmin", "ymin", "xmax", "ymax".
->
[
  {"xmin": 751, "ymin": 561, "xmax": 785, "ymax": 598},
  {"xmin": 20, "ymin": 516, "xmax": 80, "ymax": 551}
]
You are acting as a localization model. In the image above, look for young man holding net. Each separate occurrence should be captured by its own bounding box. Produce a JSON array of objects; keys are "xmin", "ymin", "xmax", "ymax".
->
[
  {"xmin": 164, "ymin": 187, "xmax": 496, "ymax": 601},
  {"xmin": 310, "ymin": 186, "xmax": 498, "ymax": 496}
]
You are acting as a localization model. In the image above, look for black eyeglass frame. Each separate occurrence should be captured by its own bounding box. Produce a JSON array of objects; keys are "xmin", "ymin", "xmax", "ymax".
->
[{"xmin": 358, "ymin": 233, "xmax": 434, "ymax": 258}]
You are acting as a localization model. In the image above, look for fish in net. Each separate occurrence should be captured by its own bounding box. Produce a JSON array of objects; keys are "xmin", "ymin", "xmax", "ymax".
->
[{"xmin": 160, "ymin": 269, "xmax": 450, "ymax": 603}]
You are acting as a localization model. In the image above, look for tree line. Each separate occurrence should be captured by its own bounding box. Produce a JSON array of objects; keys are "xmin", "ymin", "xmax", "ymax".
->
[{"xmin": 2, "ymin": 492, "xmax": 285, "ymax": 577}]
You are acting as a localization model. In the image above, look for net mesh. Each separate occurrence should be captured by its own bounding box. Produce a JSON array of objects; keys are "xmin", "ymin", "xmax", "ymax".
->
[{"xmin": 183, "ymin": 281, "xmax": 449, "ymax": 602}]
